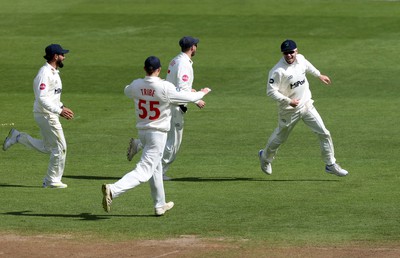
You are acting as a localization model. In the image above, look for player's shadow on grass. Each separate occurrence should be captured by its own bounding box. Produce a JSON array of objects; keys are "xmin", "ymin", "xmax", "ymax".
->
[
  {"xmin": 170, "ymin": 177, "xmax": 338, "ymax": 182},
  {"xmin": 63, "ymin": 176, "xmax": 265, "ymax": 182},
  {"xmin": 2, "ymin": 211, "xmax": 155, "ymax": 221},
  {"xmin": 0, "ymin": 183, "xmax": 42, "ymax": 188},
  {"xmin": 63, "ymin": 175, "xmax": 121, "ymax": 180},
  {"xmin": 171, "ymin": 177, "xmax": 261, "ymax": 182}
]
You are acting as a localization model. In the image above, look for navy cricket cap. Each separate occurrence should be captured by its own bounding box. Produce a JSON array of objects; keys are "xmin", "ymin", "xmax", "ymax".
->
[
  {"xmin": 144, "ymin": 56, "xmax": 161, "ymax": 70},
  {"xmin": 179, "ymin": 36, "xmax": 199, "ymax": 49},
  {"xmin": 44, "ymin": 44, "xmax": 69, "ymax": 56},
  {"xmin": 280, "ymin": 39, "xmax": 297, "ymax": 52}
]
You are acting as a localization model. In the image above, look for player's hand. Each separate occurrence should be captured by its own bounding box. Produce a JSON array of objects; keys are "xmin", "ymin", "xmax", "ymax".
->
[
  {"xmin": 201, "ymin": 87, "xmax": 211, "ymax": 94},
  {"xmin": 196, "ymin": 100, "xmax": 206, "ymax": 109},
  {"xmin": 319, "ymin": 75, "xmax": 331, "ymax": 85},
  {"xmin": 289, "ymin": 99, "xmax": 300, "ymax": 108},
  {"xmin": 60, "ymin": 107, "xmax": 74, "ymax": 120}
]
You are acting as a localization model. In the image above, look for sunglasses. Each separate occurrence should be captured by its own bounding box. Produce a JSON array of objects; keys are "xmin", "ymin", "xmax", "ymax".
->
[{"xmin": 283, "ymin": 50, "xmax": 295, "ymax": 55}]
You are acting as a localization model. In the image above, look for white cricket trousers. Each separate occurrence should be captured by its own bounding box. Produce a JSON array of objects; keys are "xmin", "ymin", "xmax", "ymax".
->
[
  {"xmin": 263, "ymin": 103, "xmax": 336, "ymax": 165},
  {"xmin": 17, "ymin": 113, "xmax": 67, "ymax": 184},
  {"xmin": 162, "ymin": 106, "xmax": 184, "ymax": 174},
  {"xmin": 110, "ymin": 129, "xmax": 168, "ymax": 209}
]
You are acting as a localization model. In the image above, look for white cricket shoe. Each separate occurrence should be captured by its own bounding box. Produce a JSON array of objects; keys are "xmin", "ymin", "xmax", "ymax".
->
[
  {"xmin": 3, "ymin": 128, "xmax": 20, "ymax": 151},
  {"xmin": 155, "ymin": 201, "xmax": 174, "ymax": 216},
  {"xmin": 127, "ymin": 138, "xmax": 141, "ymax": 161},
  {"xmin": 325, "ymin": 163, "xmax": 348, "ymax": 177},
  {"xmin": 259, "ymin": 150, "xmax": 272, "ymax": 175},
  {"xmin": 42, "ymin": 181, "xmax": 68, "ymax": 188},
  {"xmin": 102, "ymin": 184, "xmax": 113, "ymax": 212}
]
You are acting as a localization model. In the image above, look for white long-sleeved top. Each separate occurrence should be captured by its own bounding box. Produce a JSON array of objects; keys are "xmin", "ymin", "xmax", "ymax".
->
[
  {"xmin": 166, "ymin": 52, "xmax": 194, "ymax": 92},
  {"xmin": 124, "ymin": 76, "xmax": 205, "ymax": 132},
  {"xmin": 267, "ymin": 54, "xmax": 321, "ymax": 111},
  {"xmin": 33, "ymin": 63, "xmax": 63, "ymax": 115}
]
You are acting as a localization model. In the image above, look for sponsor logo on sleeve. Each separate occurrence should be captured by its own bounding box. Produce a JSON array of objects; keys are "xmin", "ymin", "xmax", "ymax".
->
[
  {"xmin": 182, "ymin": 75, "xmax": 189, "ymax": 82},
  {"xmin": 40, "ymin": 83, "xmax": 46, "ymax": 90}
]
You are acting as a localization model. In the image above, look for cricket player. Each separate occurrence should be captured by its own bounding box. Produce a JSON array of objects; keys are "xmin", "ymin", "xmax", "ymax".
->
[
  {"xmin": 102, "ymin": 56, "xmax": 211, "ymax": 215},
  {"xmin": 3, "ymin": 44, "xmax": 74, "ymax": 188},
  {"xmin": 259, "ymin": 39, "xmax": 348, "ymax": 177},
  {"xmin": 127, "ymin": 36, "xmax": 207, "ymax": 181}
]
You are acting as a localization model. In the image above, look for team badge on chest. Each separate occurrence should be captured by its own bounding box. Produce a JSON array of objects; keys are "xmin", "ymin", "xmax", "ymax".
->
[{"xmin": 182, "ymin": 75, "xmax": 189, "ymax": 82}]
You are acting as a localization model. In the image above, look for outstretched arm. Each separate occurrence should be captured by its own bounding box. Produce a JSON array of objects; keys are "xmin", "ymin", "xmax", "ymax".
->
[
  {"xmin": 168, "ymin": 86, "xmax": 211, "ymax": 105},
  {"xmin": 319, "ymin": 74, "xmax": 331, "ymax": 85}
]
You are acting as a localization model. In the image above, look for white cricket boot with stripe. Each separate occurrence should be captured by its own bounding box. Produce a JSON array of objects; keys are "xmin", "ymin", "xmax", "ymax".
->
[
  {"xmin": 325, "ymin": 163, "xmax": 348, "ymax": 177},
  {"xmin": 3, "ymin": 128, "xmax": 20, "ymax": 151},
  {"xmin": 155, "ymin": 202, "xmax": 174, "ymax": 216},
  {"xmin": 127, "ymin": 138, "xmax": 142, "ymax": 161},
  {"xmin": 259, "ymin": 149, "xmax": 272, "ymax": 175}
]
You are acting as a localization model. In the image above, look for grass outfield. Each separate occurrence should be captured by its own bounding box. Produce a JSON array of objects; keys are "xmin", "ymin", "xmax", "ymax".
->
[{"xmin": 1, "ymin": 0, "xmax": 399, "ymax": 249}]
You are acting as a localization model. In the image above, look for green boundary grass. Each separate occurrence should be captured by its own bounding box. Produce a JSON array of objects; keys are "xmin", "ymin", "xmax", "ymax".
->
[{"xmin": 0, "ymin": 0, "xmax": 399, "ymax": 246}]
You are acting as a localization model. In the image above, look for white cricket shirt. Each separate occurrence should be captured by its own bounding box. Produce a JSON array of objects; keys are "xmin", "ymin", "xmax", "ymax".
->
[
  {"xmin": 124, "ymin": 76, "xmax": 205, "ymax": 132},
  {"xmin": 267, "ymin": 54, "xmax": 321, "ymax": 111},
  {"xmin": 33, "ymin": 63, "xmax": 63, "ymax": 115}
]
